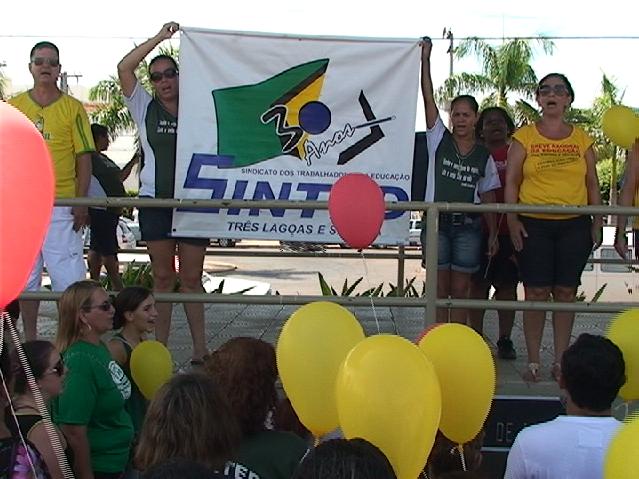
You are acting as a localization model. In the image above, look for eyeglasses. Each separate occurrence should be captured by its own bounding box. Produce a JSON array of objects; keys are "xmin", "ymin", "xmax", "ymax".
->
[
  {"xmin": 31, "ymin": 57, "xmax": 60, "ymax": 67},
  {"xmin": 150, "ymin": 67, "xmax": 178, "ymax": 83},
  {"xmin": 538, "ymin": 84, "xmax": 569, "ymax": 97},
  {"xmin": 46, "ymin": 359, "xmax": 65, "ymax": 377},
  {"xmin": 83, "ymin": 300, "xmax": 113, "ymax": 312}
]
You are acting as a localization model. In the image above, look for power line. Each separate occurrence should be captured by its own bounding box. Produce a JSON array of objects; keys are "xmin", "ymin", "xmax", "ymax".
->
[{"xmin": 1, "ymin": 34, "xmax": 639, "ymax": 41}]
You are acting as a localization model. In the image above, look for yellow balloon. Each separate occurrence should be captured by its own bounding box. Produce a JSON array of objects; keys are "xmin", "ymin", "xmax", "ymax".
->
[
  {"xmin": 606, "ymin": 309, "xmax": 639, "ymax": 400},
  {"xmin": 130, "ymin": 340, "xmax": 174, "ymax": 400},
  {"xmin": 336, "ymin": 335, "xmax": 441, "ymax": 479},
  {"xmin": 602, "ymin": 105, "xmax": 639, "ymax": 149},
  {"xmin": 605, "ymin": 416, "xmax": 639, "ymax": 479},
  {"xmin": 276, "ymin": 301, "xmax": 365, "ymax": 437},
  {"xmin": 418, "ymin": 324, "xmax": 495, "ymax": 444}
]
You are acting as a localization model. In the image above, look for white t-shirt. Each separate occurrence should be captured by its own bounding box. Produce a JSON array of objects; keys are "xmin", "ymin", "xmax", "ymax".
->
[{"xmin": 504, "ymin": 415, "xmax": 621, "ymax": 479}]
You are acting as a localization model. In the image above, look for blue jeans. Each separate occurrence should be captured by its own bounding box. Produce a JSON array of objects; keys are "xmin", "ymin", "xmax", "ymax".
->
[{"xmin": 421, "ymin": 215, "xmax": 482, "ymax": 273}]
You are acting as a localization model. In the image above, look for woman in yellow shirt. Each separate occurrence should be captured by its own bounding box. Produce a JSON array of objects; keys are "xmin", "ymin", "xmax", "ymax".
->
[
  {"xmin": 615, "ymin": 140, "xmax": 639, "ymax": 260},
  {"xmin": 505, "ymin": 73, "xmax": 602, "ymax": 383}
]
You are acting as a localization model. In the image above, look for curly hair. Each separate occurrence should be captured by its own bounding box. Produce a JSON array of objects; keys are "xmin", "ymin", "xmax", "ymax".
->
[
  {"xmin": 203, "ymin": 337, "xmax": 277, "ymax": 437},
  {"xmin": 135, "ymin": 373, "xmax": 241, "ymax": 471}
]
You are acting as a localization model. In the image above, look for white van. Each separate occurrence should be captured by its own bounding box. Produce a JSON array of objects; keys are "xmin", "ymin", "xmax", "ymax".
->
[
  {"xmin": 408, "ymin": 218, "xmax": 422, "ymax": 246},
  {"xmin": 580, "ymin": 227, "xmax": 637, "ymax": 301}
]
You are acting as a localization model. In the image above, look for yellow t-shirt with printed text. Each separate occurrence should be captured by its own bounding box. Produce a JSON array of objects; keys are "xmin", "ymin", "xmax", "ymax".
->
[
  {"xmin": 513, "ymin": 123, "xmax": 593, "ymax": 219},
  {"xmin": 8, "ymin": 91, "xmax": 95, "ymax": 198}
]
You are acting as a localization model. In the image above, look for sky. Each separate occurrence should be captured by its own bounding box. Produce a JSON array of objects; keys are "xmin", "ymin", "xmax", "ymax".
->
[{"xmin": 3, "ymin": 0, "xmax": 639, "ymax": 127}]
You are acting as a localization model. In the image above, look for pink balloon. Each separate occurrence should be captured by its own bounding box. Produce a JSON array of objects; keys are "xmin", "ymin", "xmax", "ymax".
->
[
  {"xmin": 0, "ymin": 103, "xmax": 54, "ymax": 310},
  {"xmin": 328, "ymin": 173, "xmax": 385, "ymax": 249}
]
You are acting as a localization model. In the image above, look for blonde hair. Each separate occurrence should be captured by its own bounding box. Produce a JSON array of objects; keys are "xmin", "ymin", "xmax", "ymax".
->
[
  {"xmin": 135, "ymin": 373, "xmax": 241, "ymax": 471},
  {"xmin": 56, "ymin": 280, "xmax": 102, "ymax": 352}
]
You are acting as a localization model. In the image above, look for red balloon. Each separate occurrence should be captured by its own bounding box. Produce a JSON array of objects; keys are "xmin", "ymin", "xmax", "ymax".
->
[
  {"xmin": 328, "ymin": 173, "xmax": 385, "ymax": 249},
  {"xmin": 0, "ymin": 103, "xmax": 54, "ymax": 310}
]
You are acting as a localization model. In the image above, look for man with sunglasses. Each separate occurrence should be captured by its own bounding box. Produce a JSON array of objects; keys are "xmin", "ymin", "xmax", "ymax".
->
[
  {"xmin": 8, "ymin": 41, "xmax": 94, "ymax": 341},
  {"xmin": 117, "ymin": 23, "xmax": 209, "ymax": 365}
]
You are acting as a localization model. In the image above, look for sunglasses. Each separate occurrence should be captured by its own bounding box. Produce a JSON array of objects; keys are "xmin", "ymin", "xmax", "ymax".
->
[
  {"xmin": 538, "ymin": 84, "xmax": 569, "ymax": 97},
  {"xmin": 47, "ymin": 359, "xmax": 65, "ymax": 377},
  {"xmin": 83, "ymin": 300, "xmax": 113, "ymax": 312},
  {"xmin": 150, "ymin": 67, "xmax": 178, "ymax": 83},
  {"xmin": 31, "ymin": 57, "xmax": 60, "ymax": 67}
]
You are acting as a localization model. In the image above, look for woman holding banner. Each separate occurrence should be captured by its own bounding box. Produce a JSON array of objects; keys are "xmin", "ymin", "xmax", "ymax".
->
[
  {"xmin": 420, "ymin": 37, "xmax": 500, "ymax": 324},
  {"xmin": 505, "ymin": 73, "xmax": 602, "ymax": 382},
  {"xmin": 117, "ymin": 22, "xmax": 208, "ymax": 365}
]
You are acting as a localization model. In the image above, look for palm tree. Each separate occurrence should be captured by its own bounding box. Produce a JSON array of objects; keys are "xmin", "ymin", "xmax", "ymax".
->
[
  {"xmin": 89, "ymin": 45, "xmax": 178, "ymax": 137},
  {"xmin": 585, "ymin": 75, "xmax": 625, "ymax": 205},
  {"xmin": 0, "ymin": 63, "xmax": 6, "ymax": 100},
  {"xmin": 436, "ymin": 37, "xmax": 554, "ymax": 125}
]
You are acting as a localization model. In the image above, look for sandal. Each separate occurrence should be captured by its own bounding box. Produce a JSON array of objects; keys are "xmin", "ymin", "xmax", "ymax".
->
[
  {"xmin": 522, "ymin": 362, "xmax": 540, "ymax": 383},
  {"xmin": 551, "ymin": 362, "xmax": 562, "ymax": 382}
]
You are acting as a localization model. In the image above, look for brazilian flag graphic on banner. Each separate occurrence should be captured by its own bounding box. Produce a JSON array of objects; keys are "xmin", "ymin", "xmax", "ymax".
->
[{"xmin": 212, "ymin": 59, "xmax": 329, "ymax": 168}]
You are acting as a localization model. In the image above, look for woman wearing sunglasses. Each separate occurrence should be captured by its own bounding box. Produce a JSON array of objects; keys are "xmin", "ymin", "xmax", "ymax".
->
[
  {"xmin": 117, "ymin": 22, "xmax": 208, "ymax": 367},
  {"xmin": 505, "ymin": 73, "xmax": 603, "ymax": 383},
  {"xmin": 8, "ymin": 341, "xmax": 70, "ymax": 479},
  {"xmin": 52, "ymin": 280, "xmax": 134, "ymax": 479}
]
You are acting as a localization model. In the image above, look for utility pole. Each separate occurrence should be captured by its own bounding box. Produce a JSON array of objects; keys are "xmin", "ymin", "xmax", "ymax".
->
[
  {"xmin": 59, "ymin": 71, "xmax": 82, "ymax": 94},
  {"xmin": 443, "ymin": 28, "xmax": 454, "ymax": 78},
  {"xmin": 443, "ymin": 28, "xmax": 454, "ymax": 128}
]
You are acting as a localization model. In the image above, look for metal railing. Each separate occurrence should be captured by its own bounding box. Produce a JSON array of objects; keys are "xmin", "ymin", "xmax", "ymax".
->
[{"xmin": 24, "ymin": 197, "xmax": 639, "ymax": 326}]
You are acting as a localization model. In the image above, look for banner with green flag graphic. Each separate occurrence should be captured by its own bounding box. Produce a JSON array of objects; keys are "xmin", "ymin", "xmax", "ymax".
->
[{"xmin": 174, "ymin": 27, "xmax": 420, "ymax": 245}]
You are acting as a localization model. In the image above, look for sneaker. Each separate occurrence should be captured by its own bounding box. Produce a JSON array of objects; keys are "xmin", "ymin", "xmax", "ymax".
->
[{"xmin": 497, "ymin": 337, "xmax": 517, "ymax": 360}]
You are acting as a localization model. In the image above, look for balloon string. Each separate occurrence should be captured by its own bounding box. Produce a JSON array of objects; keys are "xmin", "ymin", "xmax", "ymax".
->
[
  {"xmin": 359, "ymin": 250, "xmax": 380, "ymax": 333},
  {"xmin": 457, "ymin": 444, "xmax": 467, "ymax": 471}
]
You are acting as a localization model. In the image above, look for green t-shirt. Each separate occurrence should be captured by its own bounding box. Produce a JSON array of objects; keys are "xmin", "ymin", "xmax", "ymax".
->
[
  {"xmin": 52, "ymin": 341, "xmax": 134, "ymax": 473},
  {"xmin": 236, "ymin": 430, "xmax": 308, "ymax": 479}
]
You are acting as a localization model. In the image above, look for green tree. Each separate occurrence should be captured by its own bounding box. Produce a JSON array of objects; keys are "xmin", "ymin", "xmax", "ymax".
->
[
  {"xmin": 0, "ymin": 64, "xmax": 6, "ymax": 100},
  {"xmin": 88, "ymin": 45, "xmax": 178, "ymax": 137},
  {"xmin": 436, "ymin": 37, "xmax": 554, "ymax": 125}
]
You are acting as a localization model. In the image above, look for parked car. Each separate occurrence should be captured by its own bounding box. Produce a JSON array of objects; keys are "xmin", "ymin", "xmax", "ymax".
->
[
  {"xmin": 408, "ymin": 218, "xmax": 422, "ymax": 246},
  {"xmin": 83, "ymin": 218, "xmax": 137, "ymax": 250}
]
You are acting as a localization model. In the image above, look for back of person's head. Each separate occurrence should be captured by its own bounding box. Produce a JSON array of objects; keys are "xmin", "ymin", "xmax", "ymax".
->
[
  {"xmin": 292, "ymin": 438, "xmax": 396, "ymax": 479},
  {"xmin": 426, "ymin": 430, "xmax": 485, "ymax": 478},
  {"xmin": 561, "ymin": 333, "xmax": 625, "ymax": 412},
  {"xmin": 203, "ymin": 337, "xmax": 277, "ymax": 436},
  {"xmin": 56, "ymin": 280, "xmax": 103, "ymax": 352},
  {"xmin": 10, "ymin": 340, "xmax": 55, "ymax": 394},
  {"xmin": 113, "ymin": 286, "xmax": 153, "ymax": 330},
  {"xmin": 141, "ymin": 458, "xmax": 222, "ymax": 479},
  {"xmin": 135, "ymin": 372, "xmax": 241, "ymax": 471}
]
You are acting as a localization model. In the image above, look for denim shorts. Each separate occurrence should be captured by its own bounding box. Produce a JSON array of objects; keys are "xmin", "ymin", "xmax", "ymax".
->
[
  {"xmin": 421, "ymin": 214, "xmax": 482, "ymax": 273},
  {"xmin": 139, "ymin": 206, "xmax": 208, "ymax": 246}
]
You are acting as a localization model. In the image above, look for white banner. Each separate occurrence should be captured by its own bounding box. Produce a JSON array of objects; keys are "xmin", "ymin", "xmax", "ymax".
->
[{"xmin": 174, "ymin": 27, "xmax": 420, "ymax": 244}]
